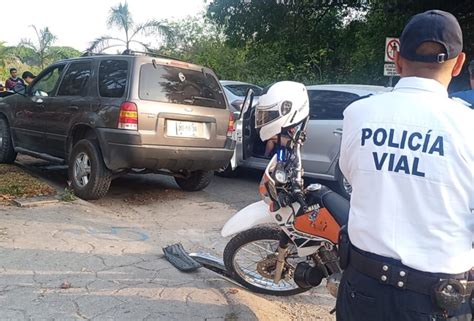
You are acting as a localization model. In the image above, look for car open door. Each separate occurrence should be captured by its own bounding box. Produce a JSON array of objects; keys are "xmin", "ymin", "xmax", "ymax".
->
[{"xmin": 241, "ymin": 89, "xmax": 255, "ymax": 161}]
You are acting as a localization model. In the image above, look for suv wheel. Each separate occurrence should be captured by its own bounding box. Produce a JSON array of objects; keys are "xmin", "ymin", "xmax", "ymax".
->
[
  {"xmin": 335, "ymin": 162, "xmax": 351, "ymax": 200},
  {"xmin": 0, "ymin": 117, "xmax": 17, "ymax": 164},
  {"xmin": 175, "ymin": 170, "xmax": 213, "ymax": 191},
  {"xmin": 68, "ymin": 139, "xmax": 112, "ymax": 200}
]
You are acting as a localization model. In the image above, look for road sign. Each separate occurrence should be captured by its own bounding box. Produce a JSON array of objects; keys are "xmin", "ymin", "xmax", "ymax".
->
[
  {"xmin": 384, "ymin": 63, "xmax": 399, "ymax": 77},
  {"xmin": 385, "ymin": 37, "xmax": 400, "ymax": 63}
]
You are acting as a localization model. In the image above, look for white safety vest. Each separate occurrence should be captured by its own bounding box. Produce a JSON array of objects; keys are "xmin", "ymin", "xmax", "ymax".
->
[{"xmin": 340, "ymin": 77, "xmax": 474, "ymax": 274}]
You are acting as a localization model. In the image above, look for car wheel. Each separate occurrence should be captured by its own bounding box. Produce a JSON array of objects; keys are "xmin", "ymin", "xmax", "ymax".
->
[
  {"xmin": 175, "ymin": 170, "xmax": 213, "ymax": 191},
  {"xmin": 68, "ymin": 139, "xmax": 112, "ymax": 200},
  {"xmin": 0, "ymin": 117, "xmax": 17, "ymax": 164},
  {"xmin": 335, "ymin": 162, "xmax": 351, "ymax": 200}
]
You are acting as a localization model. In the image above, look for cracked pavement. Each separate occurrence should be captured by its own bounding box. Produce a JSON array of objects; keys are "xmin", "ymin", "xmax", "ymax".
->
[{"xmin": 1, "ymin": 159, "xmax": 336, "ymax": 320}]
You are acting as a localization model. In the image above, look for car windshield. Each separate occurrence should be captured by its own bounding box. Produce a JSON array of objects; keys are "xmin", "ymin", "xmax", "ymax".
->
[
  {"xmin": 139, "ymin": 64, "xmax": 226, "ymax": 109},
  {"xmin": 225, "ymin": 84, "xmax": 262, "ymax": 97}
]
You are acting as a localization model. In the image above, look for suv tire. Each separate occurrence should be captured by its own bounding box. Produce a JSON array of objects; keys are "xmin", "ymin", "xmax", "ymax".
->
[
  {"xmin": 0, "ymin": 117, "xmax": 17, "ymax": 164},
  {"xmin": 68, "ymin": 139, "xmax": 112, "ymax": 200},
  {"xmin": 175, "ymin": 170, "xmax": 213, "ymax": 191}
]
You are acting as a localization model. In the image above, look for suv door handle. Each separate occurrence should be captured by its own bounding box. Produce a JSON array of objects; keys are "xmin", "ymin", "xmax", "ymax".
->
[
  {"xmin": 35, "ymin": 98, "xmax": 44, "ymax": 104},
  {"xmin": 68, "ymin": 106, "xmax": 79, "ymax": 111},
  {"xmin": 333, "ymin": 128, "xmax": 343, "ymax": 136}
]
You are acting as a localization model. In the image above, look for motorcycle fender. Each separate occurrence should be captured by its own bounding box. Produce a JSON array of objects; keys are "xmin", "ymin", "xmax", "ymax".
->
[{"xmin": 221, "ymin": 201, "xmax": 273, "ymax": 237}]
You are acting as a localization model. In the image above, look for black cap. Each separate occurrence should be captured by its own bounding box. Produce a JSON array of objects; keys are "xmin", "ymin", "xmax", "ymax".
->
[
  {"xmin": 400, "ymin": 10, "xmax": 463, "ymax": 63},
  {"xmin": 22, "ymin": 71, "xmax": 36, "ymax": 79}
]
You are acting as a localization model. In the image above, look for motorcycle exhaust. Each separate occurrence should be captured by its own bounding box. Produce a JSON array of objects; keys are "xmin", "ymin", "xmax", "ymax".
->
[{"xmin": 294, "ymin": 262, "xmax": 325, "ymax": 289}]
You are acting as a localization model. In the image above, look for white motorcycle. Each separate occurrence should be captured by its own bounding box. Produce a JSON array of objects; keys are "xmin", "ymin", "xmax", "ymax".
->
[{"xmin": 221, "ymin": 82, "xmax": 350, "ymax": 296}]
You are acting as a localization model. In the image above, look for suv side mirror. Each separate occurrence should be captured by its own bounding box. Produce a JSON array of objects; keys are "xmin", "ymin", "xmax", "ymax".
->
[{"xmin": 237, "ymin": 89, "xmax": 254, "ymax": 121}]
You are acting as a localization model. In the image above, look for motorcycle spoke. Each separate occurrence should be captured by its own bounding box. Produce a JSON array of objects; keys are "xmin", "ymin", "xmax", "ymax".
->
[
  {"xmin": 241, "ymin": 262, "xmax": 260, "ymax": 271},
  {"xmin": 250, "ymin": 241, "xmax": 277, "ymax": 255},
  {"xmin": 232, "ymin": 238, "xmax": 307, "ymax": 292},
  {"xmin": 240, "ymin": 242, "xmax": 276, "ymax": 260}
]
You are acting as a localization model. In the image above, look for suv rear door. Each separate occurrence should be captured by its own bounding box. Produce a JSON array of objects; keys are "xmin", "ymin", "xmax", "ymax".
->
[
  {"xmin": 135, "ymin": 61, "xmax": 229, "ymax": 148},
  {"xmin": 304, "ymin": 90, "xmax": 359, "ymax": 175}
]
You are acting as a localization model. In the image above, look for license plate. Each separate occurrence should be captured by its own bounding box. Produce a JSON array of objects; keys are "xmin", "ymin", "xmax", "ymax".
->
[{"xmin": 167, "ymin": 120, "xmax": 203, "ymax": 138}]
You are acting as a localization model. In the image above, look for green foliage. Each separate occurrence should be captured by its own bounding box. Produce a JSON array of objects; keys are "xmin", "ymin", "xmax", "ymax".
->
[
  {"xmin": 0, "ymin": 44, "xmax": 80, "ymax": 84},
  {"xmin": 61, "ymin": 187, "xmax": 77, "ymax": 202},
  {"xmin": 205, "ymin": 0, "xmax": 473, "ymax": 87},
  {"xmin": 19, "ymin": 25, "xmax": 58, "ymax": 69},
  {"xmin": 2, "ymin": 1, "xmax": 474, "ymax": 89},
  {"xmin": 1, "ymin": 24, "xmax": 81, "ymax": 83}
]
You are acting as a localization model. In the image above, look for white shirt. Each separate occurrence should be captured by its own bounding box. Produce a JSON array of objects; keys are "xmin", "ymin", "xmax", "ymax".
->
[{"xmin": 340, "ymin": 77, "xmax": 474, "ymax": 274}]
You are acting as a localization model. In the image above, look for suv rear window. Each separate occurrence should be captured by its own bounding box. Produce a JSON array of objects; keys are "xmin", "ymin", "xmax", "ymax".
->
[
  {"xmin": 139, "ymin": 64, "xmax": 226, "ymax": 109},
  {"xmin": 308, "ymin": 90, "xmax": 359, "ymax": 120},
  {"xmin": 99, "ymin": 60, "xmax": 128, "ymax": 98}
]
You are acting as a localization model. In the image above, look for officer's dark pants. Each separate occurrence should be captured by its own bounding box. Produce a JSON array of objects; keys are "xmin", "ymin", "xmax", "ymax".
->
[{"xmin": 336, "ymin": 264, "xmax": 472, "ymax": 321}]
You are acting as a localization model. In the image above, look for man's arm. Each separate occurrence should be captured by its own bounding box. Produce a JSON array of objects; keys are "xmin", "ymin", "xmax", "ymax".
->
[
  {"xmin": 339, "ymin": 103, "xmax": 363, "ymax": 184},
  {"xmin": 4, "ymin": 79, "xmax": 12, "ymax": 90}
]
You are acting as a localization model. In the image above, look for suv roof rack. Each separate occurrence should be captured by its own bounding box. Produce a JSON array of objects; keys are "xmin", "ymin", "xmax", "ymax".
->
[
  {"xmin": 80, "ymin": 51, "xmax": 108, "ymax": 57},
  {"xmin": 121, "ymin": 49, "xmax": 186, "ymax": 62}
]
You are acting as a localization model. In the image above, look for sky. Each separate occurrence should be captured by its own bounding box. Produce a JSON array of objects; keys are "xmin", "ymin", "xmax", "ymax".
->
[{"xmin": 0, "ymin": 0, "xmax": 207, "ymax": 51}]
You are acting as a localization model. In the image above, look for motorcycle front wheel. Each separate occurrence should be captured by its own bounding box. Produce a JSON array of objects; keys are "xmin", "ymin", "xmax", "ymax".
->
[{"xmin": 223, "ymin": 226, "xmax": 310, "ymax": 296}]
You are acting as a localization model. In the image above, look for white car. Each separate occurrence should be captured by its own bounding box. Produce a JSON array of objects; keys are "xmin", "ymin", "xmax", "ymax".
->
[{"xmin": 220, "ymin": 84, "xmax": 392, "ymax": 198}]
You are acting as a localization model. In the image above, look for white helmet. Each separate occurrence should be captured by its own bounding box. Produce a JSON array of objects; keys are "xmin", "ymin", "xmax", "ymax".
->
[{"xmin": 255, "ymin": 81, "xmax": 309, "ymax": 141}]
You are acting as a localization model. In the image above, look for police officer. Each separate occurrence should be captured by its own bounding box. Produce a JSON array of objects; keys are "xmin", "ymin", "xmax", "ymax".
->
[{"xmin": 336, "ymin": 10, "xmax": 473, "ymax": 321}]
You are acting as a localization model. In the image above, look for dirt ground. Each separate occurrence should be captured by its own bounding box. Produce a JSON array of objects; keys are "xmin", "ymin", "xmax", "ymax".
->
[{"xmin": 4, "ymin": 155, "xmax": 337, "ymax": 320}]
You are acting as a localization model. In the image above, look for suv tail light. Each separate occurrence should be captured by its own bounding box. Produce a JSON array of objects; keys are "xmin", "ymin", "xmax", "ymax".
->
[
  {"xmin": 118, "ymin": 102, "xmax": 138, "ymax": 130},
  {"xmin": 227, "ymin": 112, "xmax": 235, "ymax": 137}
]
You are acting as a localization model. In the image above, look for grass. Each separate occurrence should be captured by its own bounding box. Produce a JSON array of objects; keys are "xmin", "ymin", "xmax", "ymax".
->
[
  {"xmin": 61, "ymin": 187, "xmax": 76, "ymax": 202},
  {"xmin": 0, "ymin": 164, "xmax": 56, "ymax": 204}
]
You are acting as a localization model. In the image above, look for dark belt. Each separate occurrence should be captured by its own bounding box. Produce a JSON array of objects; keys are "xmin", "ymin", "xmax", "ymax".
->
[{"xmin": 349, "ymin": 247, "xmax": 468, "ymax": 296}]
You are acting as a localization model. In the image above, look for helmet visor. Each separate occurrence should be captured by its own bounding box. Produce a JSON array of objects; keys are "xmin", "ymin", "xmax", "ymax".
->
[{"xmin": 255, "ymin": 103, "xmax": 280, "ymax": 128}]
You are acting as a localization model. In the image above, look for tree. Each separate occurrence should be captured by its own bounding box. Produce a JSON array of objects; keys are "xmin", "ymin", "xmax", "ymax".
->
[
  {"xmin": 206, "ymin": 0, "xmax": 473, "ymax": 87},
  {"xmin": 87, "ymin": 2, "xmax": 170, "ymax": 53},
  {"xmin": 19, "ymin": 25, "xmax": 57, "ymax": 69},
  {"xmin": 207, "ymin": 0, "xmax": 365, "ymax": 84},
  {"xmin": 161, "ymin": 17, "xmax": 266, "ymax": 83}
]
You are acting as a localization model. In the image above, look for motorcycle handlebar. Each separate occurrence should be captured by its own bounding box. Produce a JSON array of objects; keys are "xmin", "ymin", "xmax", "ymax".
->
[{"xmin": 293, "ymin": 190, "xmax": 308, "ymax": 213}]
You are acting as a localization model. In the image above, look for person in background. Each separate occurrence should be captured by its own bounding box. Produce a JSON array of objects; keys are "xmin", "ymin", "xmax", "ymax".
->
[
  {"xmin": 451, "ymin": 60, "xmax": 474, "ymax": 106},
  {"xmin": 21, "ymin": 71, "xmax": 36, "ymax": 85},
  {"xmin": 264, "ymin": 127, "xmax": 296, "ymax": 157},
  {"xmin": 5, "ymin": 68, "xmax": 25, "ymax": 90}
]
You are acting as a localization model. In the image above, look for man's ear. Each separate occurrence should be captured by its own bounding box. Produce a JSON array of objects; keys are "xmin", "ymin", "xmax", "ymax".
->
[
  {"xmin": 394, "ymin": 51, "xmax": 403, "ymax": 75},
  {"xmin": 452, "ymin": 52, "xmax": 466, "ymax": 77}
]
